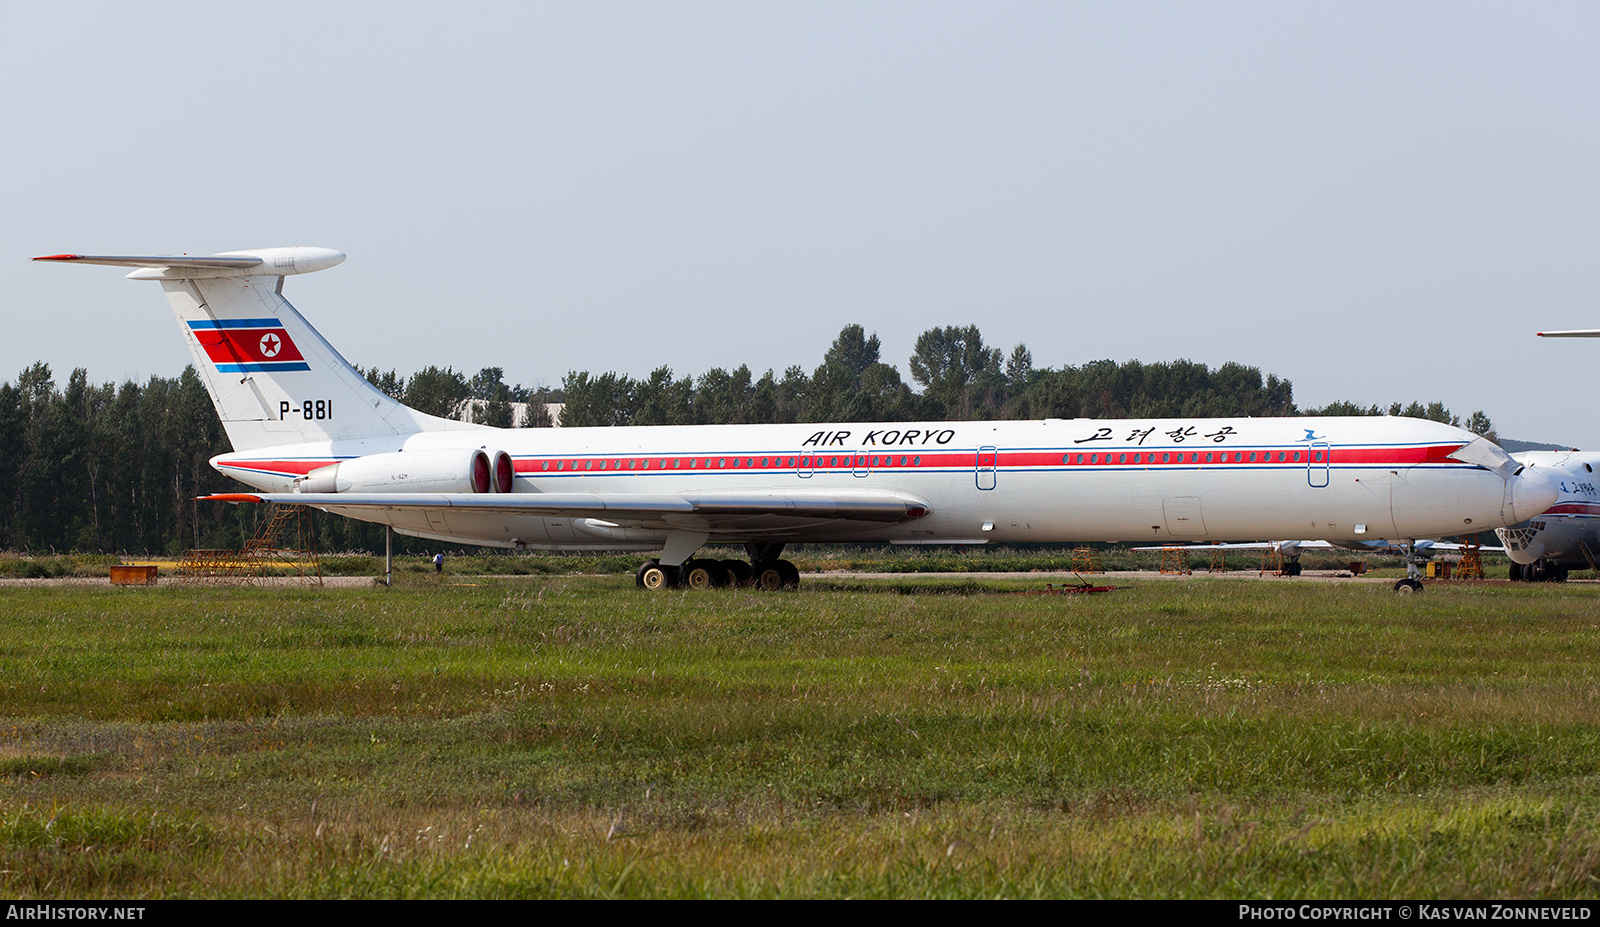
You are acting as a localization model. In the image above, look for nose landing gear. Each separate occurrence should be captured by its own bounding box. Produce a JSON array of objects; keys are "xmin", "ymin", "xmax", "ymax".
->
[{"xmin": 1393, "ymin": 541, "xmax": 1427, "ymax": 594}]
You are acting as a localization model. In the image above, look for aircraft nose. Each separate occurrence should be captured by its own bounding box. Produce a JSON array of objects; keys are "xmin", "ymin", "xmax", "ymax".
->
[{"xmin": 1507, "ymin": 469, "xmax": 1560, "ymax": 525}]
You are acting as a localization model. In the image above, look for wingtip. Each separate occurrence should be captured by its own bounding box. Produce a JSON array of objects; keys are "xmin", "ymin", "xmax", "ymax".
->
[{"xmin": 32, "ymin": 254, "xmax": 81, "ymax": 262}]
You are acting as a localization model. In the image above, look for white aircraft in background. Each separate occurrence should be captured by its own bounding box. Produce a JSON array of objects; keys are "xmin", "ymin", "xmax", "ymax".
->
[
  {"xmin": 1497, "ymin": 450, "xmax": 1600, "ymax": 581},
  {"xmin": 35, "ymin": 247, "xmax": 1560, "ymax": 592},
  {"xmin": 1491, "ymin": 330, "xmax": 1600, "ymax": 580}
]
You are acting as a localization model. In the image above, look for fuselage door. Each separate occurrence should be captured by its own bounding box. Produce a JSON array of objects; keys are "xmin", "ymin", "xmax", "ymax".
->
[
  {"xmin": 795, "ymin": 452, "xmax": 814, "ymax": 479},
  {"xmin": 1308, "ymin": 442, "xmax": 1330, "ymax": 488},
  {"xmin": 1162, "ymin": 496, "xmax": 1208, "ymax": 537},
  {"xmin": 976, "ymin": 446, "xmax": 998, "ymax": 491}
]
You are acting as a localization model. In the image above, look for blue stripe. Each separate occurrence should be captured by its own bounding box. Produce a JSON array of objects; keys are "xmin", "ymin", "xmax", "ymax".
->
[
  {"xmin": 188, "ymin": 318, "xmax": 282, "ymax": 330},
  {"xmin": 214, "ymin": 362, "xmax": 311, "ymax": 373}
]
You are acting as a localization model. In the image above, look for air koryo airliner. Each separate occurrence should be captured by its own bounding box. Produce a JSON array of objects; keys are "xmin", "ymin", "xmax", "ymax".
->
[{"xmin": 35, "ymin": 246, "xmax": 1559, "ymax": 591}]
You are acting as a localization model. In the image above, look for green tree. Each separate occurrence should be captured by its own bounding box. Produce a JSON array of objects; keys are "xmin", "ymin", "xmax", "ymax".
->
[
  {"xmin": 1391, "ymin": 401, "xmax": 1457, "ymax": 426},
  {"xmin": 1304, "ymin": 400, "xmax": 1383, "ymax": 417},
  {"xmin": 823, "ymin": 324, "xmax": 880, "ymax": 381},
  {"xmin": 909, "ymin": 325, "xmax": 1004, "ymax": 420},
  {"xmin": 632, "ymin": 367, "xmax": 694, "ymax": 425},
  {"xmin": 805, "ymin": 326, "xmax": 914, "ymax": 422},
  {"xmin": 1464, "ymin": 410, "xmax": 1497, "ymax": 443},
  {"xmin": 1005, "ymin": 343, "xmax": 1033, "ymax": 388},
  {"xmin": 403, "ymin": 366, "xmax": 470, "ymax": 419},
  {"xmin": 749, "ymin": 370, "xmax": 783, "ymax": 424},
  {"xmin": 559, "ymin": 371, "xmax": 634, "ymax": 427},
  {"xmin": 694, "ymin": 366, "xmax": 756, "ymax": 425},
  {"xmin": 362, "ymin": 367, "xmax": 405, "ymax": 401},
  {"xmin": 521, "ymin": 387, "xmax": 556, "ymax": 428},
  {"xmin": 469, "ymin": 367, "xmax": 514, "ymax": 428}
]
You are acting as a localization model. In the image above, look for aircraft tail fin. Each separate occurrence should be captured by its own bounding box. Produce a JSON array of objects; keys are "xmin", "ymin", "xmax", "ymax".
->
[{"xmin": 34, "ymin": 248, "xmax": 481, "ymax": 451}]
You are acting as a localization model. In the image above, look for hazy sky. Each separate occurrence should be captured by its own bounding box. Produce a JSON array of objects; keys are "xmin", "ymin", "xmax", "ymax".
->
[{"xmin": 4, "ymin": 2, "xmax": 1596, "ymax": 445}]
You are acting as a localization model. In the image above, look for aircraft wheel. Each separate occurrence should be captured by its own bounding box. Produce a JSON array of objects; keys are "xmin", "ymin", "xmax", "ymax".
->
[
  {"xmin": 682, "ymin": 559, "xmax": 724, "ymax": 590},
  {"xmin": 722, "ymin": 559, "xmax": 752, "ymax": 587},
  {"xmin": 1392, "ymin": 579, "xmax": 1424, "ymax": 594},
  {"xmin": 1508, "ymin": 562, "xmax": 1524, "ymax": 582},
  {"xmin": 776, "ymin": 559, "xmax": 801, "ymax": 589},
  {"xmin": 639, "ymin": 561, "xmax": 675, "ymax": 591},
  {"xmin": 752, "ymin": 563, "xmax": 786, "ymax": 591},
  {"xmin": 1285, "ymin": 561, "xmax": 1303, "ymax": 577}
]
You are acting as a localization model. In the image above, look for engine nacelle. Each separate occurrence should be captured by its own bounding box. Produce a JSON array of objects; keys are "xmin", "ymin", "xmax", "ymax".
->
[
  {"xmin": 492, "ymin": 449, "xmax": 514, "ymax": 492},
  {"xmin": 298, "ymin": 448, "xmax": 515, "ymax": 494}
]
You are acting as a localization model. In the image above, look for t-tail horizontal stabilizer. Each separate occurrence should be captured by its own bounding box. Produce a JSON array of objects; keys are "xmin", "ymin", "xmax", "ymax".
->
[
  {"xmin": 33, "ymin": 248, "xmax": 478, "ymax": 451},
  {"xmin": 33, "ymin": 248, "xmax": 345, "ymax": 278}
]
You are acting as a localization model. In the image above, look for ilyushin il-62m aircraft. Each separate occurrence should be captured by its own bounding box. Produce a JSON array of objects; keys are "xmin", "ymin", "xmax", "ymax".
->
[{"xmin": 35, "ymin": 247, "xmax": 1560, "ymax": 592}]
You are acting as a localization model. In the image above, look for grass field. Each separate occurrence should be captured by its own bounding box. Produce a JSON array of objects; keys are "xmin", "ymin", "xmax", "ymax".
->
[
  {"xmin": 2, "ymin": 574, "xmax": 1598, "ymax": 898},
  {"xmin": 0, "ymin": 542, "xmax": 1512, "ymax": 579}
]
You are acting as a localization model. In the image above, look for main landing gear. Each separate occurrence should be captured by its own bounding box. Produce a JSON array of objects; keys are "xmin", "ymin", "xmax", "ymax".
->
[
  {"xmin": 635, "ymin": 543, "xmax": 801, "ymax": 591},
  {"xmin": 1508, "ymin": 561, "xmax": 1569, "ymax": 583}
]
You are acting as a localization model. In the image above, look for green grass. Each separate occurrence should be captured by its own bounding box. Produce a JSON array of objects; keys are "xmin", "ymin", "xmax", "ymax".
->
[
  {"xmin": 4, "ymin": 543, "xmax": 1568, "ymax": 580},
  {"xmin": 2, "ymin": 576, "xmax": 1599, "ymax": 897}
]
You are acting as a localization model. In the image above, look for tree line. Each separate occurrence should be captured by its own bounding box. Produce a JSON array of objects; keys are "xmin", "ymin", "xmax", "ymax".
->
[
  {"xmin": 0, "ymin": 323, "xmax": 1492, "ymax": 553},
  {"xmin": 553, "ymin": 325, "xmax": 1490, "ymax": 435}
]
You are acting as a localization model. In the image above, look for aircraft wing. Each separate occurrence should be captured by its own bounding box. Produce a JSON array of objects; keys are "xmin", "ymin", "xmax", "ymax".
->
[
  {"xmin": 1134, "ymin": 541, "xmax": 1332, "ymax": 551},
  {"xmin": 1135, "ymin": 539, "xmax": 1503, "ymax": 553},
  {"xmin": 202, "ymin": 488, "xmax": 931, "ymax": 528},
  {"xmin": 1404, "ymin": 539, "xmax": 1504, "ymax": 552},
  {"xmin": 1537, "ymin": 330, "xmax": 1600, "ymax": 338}
]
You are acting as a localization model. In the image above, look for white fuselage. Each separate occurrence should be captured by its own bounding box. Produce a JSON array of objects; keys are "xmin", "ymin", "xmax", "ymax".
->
[{"xmin": 215, "ymin": 415, "xmax": 1545, "ymax": 550}]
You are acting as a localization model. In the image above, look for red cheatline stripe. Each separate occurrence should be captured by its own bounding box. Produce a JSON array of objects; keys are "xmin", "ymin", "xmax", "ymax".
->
[
  {"xmin": 1543, "ymin": 503, "xmax": 1600, "ymax": 516},
  {"xmin": 509, "ymin": 444, "xmax": 1467, "ymax": 472},
  {"xmin": 221, "ymin": 460, "xmax": 334, "ymax": 476},
  {"xmin": 236, "ymin": 445, "xmax": 1468, "ymax": 479}
]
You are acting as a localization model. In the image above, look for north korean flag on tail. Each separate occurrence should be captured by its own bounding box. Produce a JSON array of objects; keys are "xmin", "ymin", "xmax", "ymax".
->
[{"xmin": 188, "ymin": 318, "xmax": 311, "ymax": 373}]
